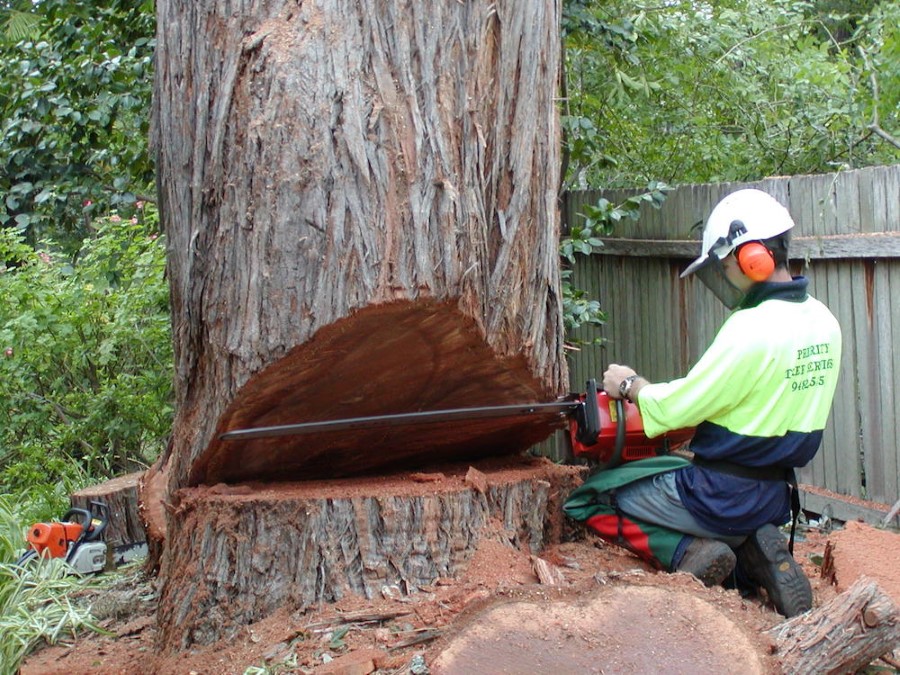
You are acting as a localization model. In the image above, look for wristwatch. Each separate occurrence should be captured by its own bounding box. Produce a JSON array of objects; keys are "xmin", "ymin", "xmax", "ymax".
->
[{"xmin": 619, "ymin": 375, "xmax": 638, "ymax": 401}]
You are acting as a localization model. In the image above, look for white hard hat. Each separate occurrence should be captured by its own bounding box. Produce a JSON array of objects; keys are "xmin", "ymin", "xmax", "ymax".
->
[{"xmin": 681, "ymin": 189, "xmax": 795, "ymax": 278}]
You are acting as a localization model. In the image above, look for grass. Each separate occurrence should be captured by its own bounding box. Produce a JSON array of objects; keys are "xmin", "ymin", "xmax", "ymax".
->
[{"xmin": 0, "ymin": 495, "xmax": 109, "ymax": 674}]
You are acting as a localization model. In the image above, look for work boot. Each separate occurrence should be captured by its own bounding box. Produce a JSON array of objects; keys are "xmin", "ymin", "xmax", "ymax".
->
[
  {"xmin": 674, "ymin": 538, "xmax": 736, "ymax": 587},
  {"xmin": 735, "ymin": 524, "xmax": 812, "ymax": 617}
]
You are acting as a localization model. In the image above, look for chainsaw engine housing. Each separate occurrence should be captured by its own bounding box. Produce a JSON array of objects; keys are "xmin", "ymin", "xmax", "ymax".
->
[{"xmin": 569, "ymin": 389, "xmax": 694, "ymax": 464}]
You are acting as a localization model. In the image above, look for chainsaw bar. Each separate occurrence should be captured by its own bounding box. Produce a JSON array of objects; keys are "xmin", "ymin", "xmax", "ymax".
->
[{"xmin": 219, "ymin": 401, "xmax": 581, "ymax": 442}]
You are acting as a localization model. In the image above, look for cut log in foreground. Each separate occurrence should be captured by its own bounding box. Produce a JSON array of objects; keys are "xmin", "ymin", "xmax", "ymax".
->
[
  {"xmin": 70, "ymin": 471, "xmax": 146, "ymax": 553},
  {"xmin": 769, "ymin": 576, "xmax": 900, "ymax": 674},
  {"xmin": 155, "ymin": 458, "xmax": 582, "ymax": 650},
  {"xmin": 430, "ymin": 585, "xmax": 775, "ymax": 674}
]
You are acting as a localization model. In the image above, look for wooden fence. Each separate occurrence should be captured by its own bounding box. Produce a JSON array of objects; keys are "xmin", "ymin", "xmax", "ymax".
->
[{"xmin": 563, "ymin": 165, "xmax": 900, "ymax": 523}]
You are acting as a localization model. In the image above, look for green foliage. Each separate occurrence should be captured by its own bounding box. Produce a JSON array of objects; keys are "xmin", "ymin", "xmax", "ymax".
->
[
  {"xmin": 560, "ymin": 183, "xmax": 671, "ymax": 342},
  {"xmin": 561, "ymin": 182, "xmax": 670, "ymax": 264},
  {"xmin": 3, "ymin": 9, "xmax": 41, "ymax": 43},
  {"xmin": 0, "ymin": 0, "xmax": 156, "ymax": 248},
  {"xmin": 0, "ymin": 497, "xmax": 26, "ymax": 564},
  {"xmin": 561, "ymin": 0, "xmax": 900, "ymax": 189},
  {"xmin": 0, "ymin": 204, "xmax": 173, "ymax": 508}
]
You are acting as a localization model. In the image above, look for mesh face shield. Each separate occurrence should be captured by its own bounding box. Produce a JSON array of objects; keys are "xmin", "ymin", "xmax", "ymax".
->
[{"xmin": 692, "ymin": 254, "xmax": 746, "ymax": 309}]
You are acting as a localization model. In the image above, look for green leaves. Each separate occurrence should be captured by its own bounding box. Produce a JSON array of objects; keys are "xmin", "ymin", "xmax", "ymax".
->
[
  {"xmin": 0, "ymin": 0, "xmax": 156, "ymax": 248},
  {"xmin": 562, "ymin": 272, "xmax": 606, "ymax": 336},
  {"xmin": 561, "ymin": 0, "xmax": 900, "ymax": 188},
  {"xmin": 0, "ymin": 205, "xmax": 173, "ymax": 503},
  {"xmin": 560, "ymin": 182, "xmax": 670, "ymax": 342}
]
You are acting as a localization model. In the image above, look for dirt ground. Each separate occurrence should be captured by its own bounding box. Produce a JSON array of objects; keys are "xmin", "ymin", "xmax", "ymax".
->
[{"xmin": 19, "ymin": 510, "xmax": 900, "ymax": 675}]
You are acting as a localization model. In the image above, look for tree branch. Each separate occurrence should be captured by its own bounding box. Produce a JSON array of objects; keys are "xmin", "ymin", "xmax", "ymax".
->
[
  {"xmin": 868, "ymin": 123, "xmax": 900, "ymax": 150},
  {"xmin": 857, "ymin": 46, "xmax": 900, "ymax": 151}
]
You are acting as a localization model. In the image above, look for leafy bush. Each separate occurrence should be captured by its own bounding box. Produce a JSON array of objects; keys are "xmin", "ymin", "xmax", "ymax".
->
[
  {"xmin": 0, "ymin": 0, "xmax": 156, "ymax": 248},
  {"xmin": 561, "ymin": 182, "xmax": 671, "ymax": 342},
  {"xmin": 0, "ymin": 204, "xmax": 172, "ymax": 513},
  {"xmin": 561, "ymin": 0, "xmax": 900, "ymax": 189}
]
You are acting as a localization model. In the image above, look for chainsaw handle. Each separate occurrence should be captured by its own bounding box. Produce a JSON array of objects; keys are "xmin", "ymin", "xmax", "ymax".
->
[
  {"xmin": 585, "ymin": 398, "xmax": 627, "ymax": 473},
  {"xmin": 610, "ymin": 398, "xmax": 627, "ymax": 468},
  {"xmin": 62, "ymin": 508, "xmax": 92, "ymax": 530},
  {"xmin": 62, "ymin": 501, "xmax": 109, "ymax": 543},
  {"xmin": 86, "ymin": 501, "xmax": 109, "ymax": 542},
  {"xmin": 574, "ymin": 379, "xmax": 602, "ymax": 446}
]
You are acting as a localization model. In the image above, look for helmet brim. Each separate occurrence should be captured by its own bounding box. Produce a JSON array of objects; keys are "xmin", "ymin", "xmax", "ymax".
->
[{"xmin": 680, "ymin": 251, "xmax": 713, "ymax": 279}]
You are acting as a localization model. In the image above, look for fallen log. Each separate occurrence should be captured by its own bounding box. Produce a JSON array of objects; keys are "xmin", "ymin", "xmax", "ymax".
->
[
  {"xmin": 155, "ymin": 458, "xmax": 582, "ymax": 650},
  {"xmin": 768, "ymin": 576, "xmax": 900, "ymax": 674}
]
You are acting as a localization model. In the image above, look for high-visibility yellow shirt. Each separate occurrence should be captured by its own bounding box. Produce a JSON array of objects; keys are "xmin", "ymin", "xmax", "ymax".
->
[{"xmin": 638, "ymin": 277, "xmax": 842, "ymax": 535}]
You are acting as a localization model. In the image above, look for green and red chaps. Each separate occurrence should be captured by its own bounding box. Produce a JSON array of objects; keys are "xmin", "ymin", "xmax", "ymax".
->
[{"xmin": 563, "ymin": 456, "xmax": 691, "ymax": 570}]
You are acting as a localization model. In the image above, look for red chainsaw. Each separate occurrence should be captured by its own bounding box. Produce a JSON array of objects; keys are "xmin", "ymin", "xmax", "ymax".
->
[
  {"xmin": 568, "ymin": 379, "xmax": 694, "ymax": 468},
  {"xmin": 221, "ymin": 378, "xmax": 694, "ymax": 469}
]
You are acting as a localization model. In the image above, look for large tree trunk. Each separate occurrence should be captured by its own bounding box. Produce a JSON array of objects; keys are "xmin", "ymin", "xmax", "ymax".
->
[
  {"xmin": 151, "ymin": 0, "xmax": 565, "ymax": 500},
  {"xmin": 148, "ymin": 0, "xmax": 566, "ymax": 648}
]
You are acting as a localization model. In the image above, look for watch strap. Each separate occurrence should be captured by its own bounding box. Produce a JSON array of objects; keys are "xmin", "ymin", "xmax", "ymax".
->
[{"xmin": 619, "ymin": 375, "xmax": 638, "ymax": 400}]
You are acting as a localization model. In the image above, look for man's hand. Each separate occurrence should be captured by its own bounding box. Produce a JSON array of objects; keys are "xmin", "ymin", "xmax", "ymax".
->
[{"xmin": 602, "ymin": 364, "xmax": 637, "ymax": 400}]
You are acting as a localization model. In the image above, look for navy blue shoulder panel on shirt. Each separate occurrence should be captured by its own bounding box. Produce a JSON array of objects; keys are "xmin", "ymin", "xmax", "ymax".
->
[
  {"xmin": 688, "ymin": 421, "xmax": 823, "ymax": 467},
  {"xmin": 739, "ymin": 276, "xmax": 809, "ymax": 309}
]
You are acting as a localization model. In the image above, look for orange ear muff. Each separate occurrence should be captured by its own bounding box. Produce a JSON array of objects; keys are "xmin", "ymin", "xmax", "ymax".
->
[{"xmin": 736, "ymin": 242, "xmax": 775, "ymax": 282}]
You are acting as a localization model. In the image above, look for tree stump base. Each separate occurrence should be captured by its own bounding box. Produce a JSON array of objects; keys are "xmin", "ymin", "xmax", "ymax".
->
[
  {"xmin": 71, "ymin": 471, "xmax": 147, "ymax": 560},
  {"xmin": 156, "ymin": 456, "xmax": 584, "ymax": 651}
]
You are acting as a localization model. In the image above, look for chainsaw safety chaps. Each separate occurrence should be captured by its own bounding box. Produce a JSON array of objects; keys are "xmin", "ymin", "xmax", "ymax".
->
[{"xmin": 564, "ymin": 457, "xmax": 691, "ymax": 569}]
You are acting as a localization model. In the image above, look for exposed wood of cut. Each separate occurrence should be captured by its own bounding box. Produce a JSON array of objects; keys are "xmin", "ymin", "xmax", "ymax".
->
[
  {"xmin": 155, "ymin": 458, "xmax": 583, "ymax": 650},
  {"xmin": 768, "ymin": 576, "xmax": 900, "ymax": 674},
  {"xmin": 70, "ymin": 471, "xmax": 146, "ymax": 552},
  {"xmin": 138, "ymin": 457, "xmax": 170, "ymax": 573},
  {"xmin": 194, "ymin": 301, "xmax": 567, "ymax": 485},
  {"xmin": 151, "ymin": 0, "xmax": 566, "ymax": 501}
]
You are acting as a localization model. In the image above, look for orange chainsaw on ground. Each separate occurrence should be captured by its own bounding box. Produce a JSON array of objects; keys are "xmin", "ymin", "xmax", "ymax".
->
[{"xmin": 17, "ymin": 501, "xmax": 109, "ymax": 574}]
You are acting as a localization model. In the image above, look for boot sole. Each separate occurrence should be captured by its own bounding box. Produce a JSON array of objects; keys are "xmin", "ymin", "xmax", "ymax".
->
[{"xmin": 740, "ymin": 525, "xmax": 811, "ymax": 617}]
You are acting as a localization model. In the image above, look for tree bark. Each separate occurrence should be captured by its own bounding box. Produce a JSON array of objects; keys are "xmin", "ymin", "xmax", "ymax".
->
[
  {"xmin": 769, "ymin": 576, "xmax": 900, "ymax": 674},
  {"xmin": 70, "ymin": 471, "xmax": 146, "ymax": 553},
  {"xmin": 151, "ymin": 0, "xmax": 565, "ymax": 496},
  {"xmin": 149, "ymin": 0, "xmax": 566, "ymax": 644},
  {"xmin": 155, "ymin": 458, "xmax": 582, "ymax": 650}
]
